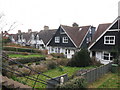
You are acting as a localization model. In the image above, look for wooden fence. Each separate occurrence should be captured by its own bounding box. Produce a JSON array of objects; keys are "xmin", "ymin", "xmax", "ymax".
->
[
  {"xmin": 81, "ymin": 62, "xmax": 113, "ymax": 83},
  {"xmin": 46, "ymin": 62, "xmax": 113, "ymax": 88}
]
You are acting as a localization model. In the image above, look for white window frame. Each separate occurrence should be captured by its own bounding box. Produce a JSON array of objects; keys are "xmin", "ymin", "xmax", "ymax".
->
[
  {"xmin": 55, "ymin": 37, "xmax": 60, "ymax": 43},
  {"xmin": 104, "ymin": 36, "xmax": 115, "ymax": 45},
  {"xmin": 102, "ymin": 52, "xmax": 113, "ymax": 61},
  {"xmin": 63, "ymin": 37, "xmax": 68, "ymax": 43}
]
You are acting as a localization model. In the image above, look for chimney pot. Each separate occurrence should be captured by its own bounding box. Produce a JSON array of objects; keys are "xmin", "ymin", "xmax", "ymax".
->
[
  {"xmin": 72, "ymin": 22, "xmax": 79, "ymax": 27},
  {"xmin": 44, "ymin": 25, "xmax": 49, "ymax": 30},
  {"xmin": 28, "ymin": 29, "xmax": 32, "ymax": 33},
  {"xmin": 18, "ymin": 30, "xmax": 21, "ymax": 34}
]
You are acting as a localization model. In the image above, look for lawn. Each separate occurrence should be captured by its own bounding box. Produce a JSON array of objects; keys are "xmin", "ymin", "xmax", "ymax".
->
[
  {"xmin": 88, "ymin": 72, "xmax": 120, "ymax": 88},
  {"xmin": 9, "ymin": 54, "xmax": 44, "ymax": 58},
  {"xmin": 17, "ymin": 66, "xmax": 95, "ymax": 88}
]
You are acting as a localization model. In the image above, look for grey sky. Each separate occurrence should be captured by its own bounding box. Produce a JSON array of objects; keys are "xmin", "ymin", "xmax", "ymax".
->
[{"xmin": 0, "ymin": 0, "xmax": 120, "ymax": 33}]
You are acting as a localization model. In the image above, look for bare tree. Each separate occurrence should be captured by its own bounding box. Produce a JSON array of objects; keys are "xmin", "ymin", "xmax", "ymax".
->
[{"xmin": 0, "ymin": 12, "xmax": 19, "ymax": 33}]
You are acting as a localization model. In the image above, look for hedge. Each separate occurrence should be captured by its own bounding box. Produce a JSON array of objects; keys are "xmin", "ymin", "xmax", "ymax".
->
[
  {"xmin": 3, "ymin": 46, "xmax": 42, "ymax": 53},
  {"xmin": 9, "ymin": 57, "xmax": 45, "ymax": 65}
]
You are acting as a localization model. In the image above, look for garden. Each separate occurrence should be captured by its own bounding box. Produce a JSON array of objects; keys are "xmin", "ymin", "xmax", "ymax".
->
[{"xmin": 4, "ymin": 47, "xmax": 116, "ymax": 89}]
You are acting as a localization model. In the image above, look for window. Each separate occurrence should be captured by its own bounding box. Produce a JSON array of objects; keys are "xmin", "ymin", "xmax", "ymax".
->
[
  {"xmin": 63, "ymin": 37, "xmax": 68, "ymax": 43},
  {"xmin": 104, "ymin": 36, "xmax": 115, "ymax": 45},
  {"xmin": 58, "ymin": 48, "xmax": 60, "ymax": 53},
  {"xmin": 65, "ymin": 49, "xmax": 67, "ymax": 54},
  {"xmin": 68, "ymin": 50, "xmax": 70, "ymax": 54},
  {"xmin": 55, "ymin": 37, "xmax": 60, "ymax": 43},
  {"xmin": 103, "ymin": 52, "xmax": 113, "ymax": 61},
  {"xmin": 55, "ymin": 48, "xmax": 58, "ymax": 53}
]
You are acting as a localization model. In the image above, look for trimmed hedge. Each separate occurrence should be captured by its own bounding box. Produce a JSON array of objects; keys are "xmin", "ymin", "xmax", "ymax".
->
[
  {"xmin": 9, "ymin": 57, "xmax": 45, "ymax": 65},
  {"xmin": 3, "ymin": 46, "xmax": 42, "ymax": 53},
  {"xmin": 56, "ymin": 76, "xmax": 87, "ymax": 89}
]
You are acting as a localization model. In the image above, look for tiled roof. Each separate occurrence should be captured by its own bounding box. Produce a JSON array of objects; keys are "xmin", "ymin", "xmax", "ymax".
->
[
  {"xmin": 61, "ymin": 25, "xmax": 91, "ymax": 47},
  {"xmin": 38, "ymin": 29, "xmax": 57, "ymax": 45},
  {"xmin": 12, "ymin": 32, "xmax": 37, "ymax": 42},
  {"xmin": 89, "ymin": 23, "xmax": 111, "ymax": 48}
]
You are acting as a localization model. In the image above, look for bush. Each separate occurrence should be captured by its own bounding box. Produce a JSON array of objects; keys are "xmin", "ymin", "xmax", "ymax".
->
[
  {"xmin": 36, "ymin": 62, "xmax": 40, "ymax": 65},
  {"xmin": 9, "ymin": 57, "xmax": 45, "ymax": 65},
  {"xmin": 18, "ymin": 65, "xmax": 23, "ymax": 68},
  {"xmin": 46, "ymin": 60, "xmax": 57, "ymax": 69},
  {"xmin": 56, "ymin": 76, "xmax": 87, "ymax": 89},
  {"xmin": 90, "ymin": 57, "xmax": 103, "ymax": 66},
  {"xmin": 56, "ymin": 59, "xmax": 69, "ymax": 66},
  {"xmin": 31, "ymin": 64, "xmax": 48, "ymax": 73},
  {"xmin": 50, "ymin": 53, "xmax": 65, "ymax": 58},
  {"xmin": 19, "ymin": 68, "xmax": 31, "ymax": 76},
  {"xmin": 67, "ymin": 49, "xmax": 91, "ymax": 67}
]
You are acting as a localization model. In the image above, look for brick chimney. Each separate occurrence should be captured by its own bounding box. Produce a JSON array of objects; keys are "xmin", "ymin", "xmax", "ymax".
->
[
  {"xmin": 18, "ymin": 30, "xmax": 21, "ymax": 34},
  {"xmin": 72, "ymin": 22, "xmax": 79, "ymax": 27},
  {"xmin": 28, "ymin": 29, "xmax": 32, "ymax": 33},
  {"xmin": 44, "ymin": 25, "xmax": 49, "ymax": 30},
  {"xmin": 118, "ymin": 1, "xmax": 120, "ymax": 16}
]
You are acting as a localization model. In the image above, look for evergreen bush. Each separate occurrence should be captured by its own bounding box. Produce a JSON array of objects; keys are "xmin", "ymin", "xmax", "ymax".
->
[{"xmin": 67, "ymin": 49, "xmax": 91, "ymax": 67}]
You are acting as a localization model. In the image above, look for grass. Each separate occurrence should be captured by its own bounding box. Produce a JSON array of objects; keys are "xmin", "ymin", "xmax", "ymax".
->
[
  {"xmin": 17, "ymin": 66, "xmax": 95, "ymax": 88},
  {"xmin": 88, "ymin": 72, "xmax": 120, "ymax": 88},
  {"xmin": 9, "ymin": 54, "xmax": 44, "ymax": 58}
]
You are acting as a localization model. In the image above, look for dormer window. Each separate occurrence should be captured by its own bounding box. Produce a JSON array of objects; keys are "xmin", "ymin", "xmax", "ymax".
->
[
  {"xmin": 36, "ymin": 35, "xmax": 39, "ymax": 40},
  {"xmin": 104, "ymin": 36, "xmax": 115, "ymax": 45},
  {"xmin": 89, "ymin": 29, "xmax": 92, "ymax": 34},
  {"xmin": 63, "ymin": 37, "xmax": 68, "ymax": 43},
  {"xmin": 31, "ymin": 34, "xmax": 34, "ymax": 40},
  {"xmin": 55, "ymin": 37, "xmax": 60, "ymax": 43}
]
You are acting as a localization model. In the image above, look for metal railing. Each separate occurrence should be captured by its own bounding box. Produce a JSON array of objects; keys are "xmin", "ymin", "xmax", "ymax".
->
[{"xmin": 1, "ymin": 52, "xmax": 60, "ymax": 89}]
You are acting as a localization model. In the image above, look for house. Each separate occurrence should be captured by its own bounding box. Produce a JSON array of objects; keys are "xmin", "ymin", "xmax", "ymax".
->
[
  {"xmin": 47, "ymin": 24, "xmax": 95, "ymax": 58},
  {"xmin": 35, "ymin": 29, "xmax": 57, "ymax": 49},
  {"xmin": 11, "ymin": 27, "xmax": 57, "ymax": 49},
  {"xmin": 88, "ymin": 16, "xmax": 120, "ymax": 64},
  {"xmin": 11, "ymin": 29, "xmax": 38, "ymax": 47}
]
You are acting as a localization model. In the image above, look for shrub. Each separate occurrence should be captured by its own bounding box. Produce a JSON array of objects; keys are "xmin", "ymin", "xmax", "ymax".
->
[
  {"xmin": 50, "ymin": 53, "xmax": 65, "ymax": 58},
  {"xmin": 19, "ymin": 67, "xmax": 31, "ymax": 76},
  {"xmin": 56, "ymin": 59, "xmax": 69, "ymax": 66},
  {"xmin": 31, "ymin": 64, "xmax": 48, "ymax": 73},
  {"xmin": 46, "ymin": 60, "xmax": 57, "ymax": 69},
  {"xmin": 90, "ymin": 57, "xmax": 103, "ymax": 66},
  {"xmin": 18, "ymin": 65, "xmax": 23, "ymax": 68},
  {"xmin": 28, "ymin": 63, "xmax": 32, "ymax": 66},
  {"xmin": 67, "ymin": 49, "xmax": 91, "ymax": 67},
  {"xmin": 36, "ymin": 62, "xmax": 40, "ymax": 65},
  {"xmin": 58, "ymin": 66, "xmax": 64, "ymax": 72},
  {"xmin": 9, "ymin": 57, "xmax": 45, "ymax": 65},
  {"xmin": 56, "ymin": 76, "xmax": 87, "ymax": 89}
]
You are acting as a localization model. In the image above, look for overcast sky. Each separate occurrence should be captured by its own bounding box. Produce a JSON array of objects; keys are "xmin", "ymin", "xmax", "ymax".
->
[{"xmin": 0, "ymin": 0, "xmax": 120, "ymax": 34}]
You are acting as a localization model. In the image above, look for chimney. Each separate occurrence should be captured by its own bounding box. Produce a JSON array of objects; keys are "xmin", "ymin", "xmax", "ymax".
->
[
  {"xmin": 28, "ymin": 29, "xmax": 32, "ymax": 33},
  {"xmin": 118, "ymin": 1, "xmax": 120, "ymax": 16},
  {"xmin": 72, "ymin": 22, "xmax": 79, "ymax": 27},
  {"xmin": 44, "ymin": 25, "xmax": 49, "ymax": 30},
  {"xmin": 18, "ymin": 30, "xmax": 21, "ymax": 34}
]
